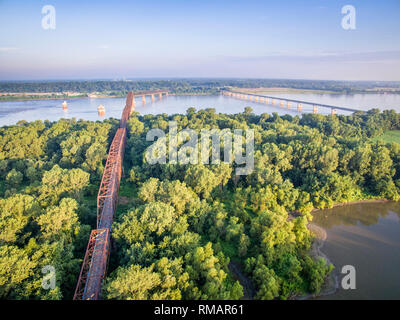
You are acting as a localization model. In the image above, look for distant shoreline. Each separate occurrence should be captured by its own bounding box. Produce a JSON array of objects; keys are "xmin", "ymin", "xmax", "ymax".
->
[
  {"xmin": 0, "ymin": 93, "xmax": 216, "ymax": 102},
  {"xmin": 0, "ymin": 95, "xmax": 122, "ymax": 102}
]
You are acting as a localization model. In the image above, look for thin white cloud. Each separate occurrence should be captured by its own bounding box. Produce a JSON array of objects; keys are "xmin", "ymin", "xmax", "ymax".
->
[
  {"xmin": 0, "ymin": 47, "xmax": 18, "ymax": 52},
  {"xmin": 219, "ymin": 50, "xmax": 400, "ymax": 63}
]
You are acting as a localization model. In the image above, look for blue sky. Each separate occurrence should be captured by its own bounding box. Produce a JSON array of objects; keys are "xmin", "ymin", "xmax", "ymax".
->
[{"xmin": 0, "ymin": 0, "xmax": 399, "ymax": 80}]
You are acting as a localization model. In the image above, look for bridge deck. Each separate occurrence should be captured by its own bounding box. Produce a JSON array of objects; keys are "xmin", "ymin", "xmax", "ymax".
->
[
  {"xmin": 226, "ymin": 90, "xmax": 362, "ymax": 113},
  {"xmin": 74, "ymin": 92, "xmax": 135, "ymax": 300}
]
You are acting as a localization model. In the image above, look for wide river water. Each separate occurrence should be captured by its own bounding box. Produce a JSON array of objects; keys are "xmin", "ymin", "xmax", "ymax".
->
[
  {"xmin": 313, "ymin": 202, "xmax": 400, "ymax": 300},
  {"xmin": 1, "ymin": 92, "xmax": 400, "ymax": 127},
  {"xmin": 1, "ymin": 92, "xmax": 400, "ymax": 299}
]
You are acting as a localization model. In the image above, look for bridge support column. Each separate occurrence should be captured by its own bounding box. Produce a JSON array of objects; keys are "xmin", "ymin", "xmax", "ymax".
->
[
  {"xmin": 280, "ymin": 101, "xmax": 284, "ymax": 107},
  {"xmin": 265, "ymin": 98, "xmax": 269, "ymax": 104},
  {"xmin": 297, "ymin": 103, "xmax": 302, "ymax": 112},
  {"xmin": 131, "ymin": 96, "xmax": 136, "ymax": 113},
  {"xmin": 287, "ymin": 102, "xmax": 291, "ymax": 109},
  {"xmin": 151, "ymin": 94, "xmax": 155, "ymax": 103},
  {"xmin": 331, "ymin": 108, "xmax": 337, "ymax": 116},
  {"xmin": 255, "ymin": 96, "xmax": 259, "ymax": 102},
  {"xmin": 260, "ymin": 97, "xmax": 264, "ymax": 103},
  {"xmin": 159, "ymin": 93, "xmax": 162, "ymax": 99},
  {"xmin": 166, "ymin": 92, "xmax": 168, "ymax": 97},
  {"xmin": 313, "ymin": 105, "xmax": 318, "ymax": 114},
  {"xmin": 142, "ymin": 95, "xmax": 146, "ymax": 105},
  {"xmin": 249, "ymin": 96, "xmax": 253, "ymax": 101},
  {"xmin": 272, "ymin": 99, "xmax": 276, "ymax": 105}
]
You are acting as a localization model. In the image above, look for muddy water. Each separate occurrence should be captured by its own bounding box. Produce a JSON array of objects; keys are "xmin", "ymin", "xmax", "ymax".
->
[{"xmin": 313, "ymin": 202, "xmax": 400, "ymax": 300}]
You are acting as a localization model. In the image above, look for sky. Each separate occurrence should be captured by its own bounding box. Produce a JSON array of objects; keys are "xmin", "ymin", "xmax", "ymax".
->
[{"xmin": 0, "ymin": 0, "xmax": 400, "ymax": 81}]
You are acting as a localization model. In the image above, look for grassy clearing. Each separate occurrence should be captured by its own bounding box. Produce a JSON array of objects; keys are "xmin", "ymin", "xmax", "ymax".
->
[{"xmin": 372, "ymin": 130, "xmax": 400, "ymax": 144}]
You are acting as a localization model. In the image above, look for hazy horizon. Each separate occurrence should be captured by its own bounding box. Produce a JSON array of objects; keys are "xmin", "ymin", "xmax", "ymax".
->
[{"xmin": 1, "ymin": 77, "xmax": 400, "ymax": 84}]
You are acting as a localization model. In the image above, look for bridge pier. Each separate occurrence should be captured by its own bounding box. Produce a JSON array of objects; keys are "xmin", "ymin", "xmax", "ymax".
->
[
  {"xmin": 313, "ymin": 105, "xmax": 318, "ymax": 114},
  {"xmin": 151, "ymin": 94, "xmax": 155, "ymax": 103},
  {"xmin": 130, "ymin": 95, "xmax": 135, "ymax": 113},
  {"xmin": 97, "ymin": 104, "xmax": 105, "ymax": 116},
  {"xmin": 142, "ymin": 95, "xmax": 146, "ymax": 105},
  {"xmin": 287, "ymin": 102, "xmax": 291, "ymax": 109},
  {"xmin": 272, "ymin": 99, "xmax": 276, "ymax": 105},
  {"xmin": 331, "ymin": 108, "xmax": 337, "ymax": 116},
  {"xmin": 280, "ymin": 101, "xmax": 284, "ymax": 107},
  {"xmin": 297, "ymin": 103, "xmax": 302, "ymax": 112}
]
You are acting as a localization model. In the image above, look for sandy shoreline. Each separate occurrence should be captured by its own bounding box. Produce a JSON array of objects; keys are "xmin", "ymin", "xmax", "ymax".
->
[{"xmin": 310, "ymin": 199, "xmax": 390, "ymax": 213}]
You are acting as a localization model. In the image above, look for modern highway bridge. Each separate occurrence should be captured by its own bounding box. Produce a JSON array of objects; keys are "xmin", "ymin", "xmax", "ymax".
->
[
  {"xmin": 73, "ymin": 90, "xmax": 168, "ymax": 300},
  {"xmin": 132, "ymin": 90, "xmax": 168, "ymax": 105},
  {"xmin": 222, "ymin": 89, "xmax": 362, "ymax": 115}
]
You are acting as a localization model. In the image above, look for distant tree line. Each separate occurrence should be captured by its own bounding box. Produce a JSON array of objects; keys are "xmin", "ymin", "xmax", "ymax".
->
[{"xmin": 1, "ymin": 79, "xmax": 400, "ymax": 95}]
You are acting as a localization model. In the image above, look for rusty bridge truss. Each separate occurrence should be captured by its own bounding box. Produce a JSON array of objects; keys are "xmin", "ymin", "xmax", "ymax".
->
[{"xmin": 73, "ymin": 91, "xmax": 165, "ymax": 300}]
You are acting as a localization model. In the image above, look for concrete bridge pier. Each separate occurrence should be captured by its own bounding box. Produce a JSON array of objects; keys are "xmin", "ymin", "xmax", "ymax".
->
[
  {"xmin": 151, "ymin": 94, "xmax": 155, "ymax": 103},
  {"xmin": 131, "ymin": 96, "xmax": 136, "ymax": 113},
  {"xmin": 313, "ymin": 105, "xmax": 318, "ymax": 114},
  {"xmin": 287, "ymin": 102, "xmax": 291, "ymax": 109},
  {"xmin": 272, "ymin": 99, "xmax": 276, "ymax": 105},
  {"xmin": 331, "ymin": 108, "xmax": 337, "ymax": 116},
  {"xmin": 142, "ymin": 95, "xmax": 146, "ymax": 105},
  {"xmin": 280, "ymin": 101, "xmax": 284, "ymax": 107},
  {"xmin": 159, "ymin": 93, "xmax": 162, "ymax": 100},
  {"xmin": 297, "ymin": 103, "xmax": 302, "ymax": 112}
]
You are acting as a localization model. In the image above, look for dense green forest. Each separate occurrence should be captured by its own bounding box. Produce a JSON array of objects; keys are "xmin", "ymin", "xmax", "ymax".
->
[
  {"xmin": 1, "ymin": 79, "xmax": 400, "ymax": 95},
  {"xmin": 1, "ymin": 107, "xmax": 400, "ymax": 300}
]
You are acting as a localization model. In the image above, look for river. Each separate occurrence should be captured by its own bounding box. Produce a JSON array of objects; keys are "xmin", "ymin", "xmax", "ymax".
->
[
  {"xmin": 1, "ymin": 92, "xmax": 400, "ymax": 127},
  {"xmin": 313, "ymin": 202, "xmax": 400, "ymax": 300}
]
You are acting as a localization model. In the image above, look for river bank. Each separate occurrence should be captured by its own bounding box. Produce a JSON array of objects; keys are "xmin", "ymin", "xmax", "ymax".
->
[
  {"xmin": 0, "ymin": 95, "xmax": 89, "ymax": 102},
  {"xmin": 311, "ymin": 199, "xmax": 390, "ymax": 213}
]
